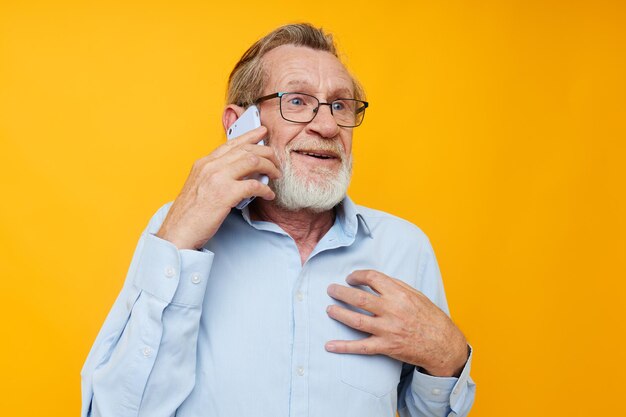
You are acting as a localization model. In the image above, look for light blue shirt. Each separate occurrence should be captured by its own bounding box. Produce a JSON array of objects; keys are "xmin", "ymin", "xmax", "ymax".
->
[{"xmin": 81, "ymin": 197, "xmax": 475, "ymax": 417}]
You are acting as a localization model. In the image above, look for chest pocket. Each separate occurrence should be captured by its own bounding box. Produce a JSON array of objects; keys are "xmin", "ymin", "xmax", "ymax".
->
[{"xmin": 340, "ymin": 353, "xmax": 402, "ymax": 397}]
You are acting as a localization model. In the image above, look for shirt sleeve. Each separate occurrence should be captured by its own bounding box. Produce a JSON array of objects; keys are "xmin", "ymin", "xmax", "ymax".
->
[
  {"xmin": 397, "ymin": 235, "xmax": 476, "ymax": 417},
  {"xmin": 80, "ymin": 204, "xmax": 214, "ymax": 417},
  {"xmin": 399, "ymin": 347, "xmax": 476, "ymax": 417}
]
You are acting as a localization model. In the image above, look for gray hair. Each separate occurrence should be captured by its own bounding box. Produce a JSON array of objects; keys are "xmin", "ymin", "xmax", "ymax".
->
[{"xmin": 227, "ymin": 23, "xmax": 365, "ymax": 107}]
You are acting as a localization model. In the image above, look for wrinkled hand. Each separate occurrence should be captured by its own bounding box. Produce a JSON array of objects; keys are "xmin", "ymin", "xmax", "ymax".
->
[
  {"xmin": 326, "ymin": 270, "xmax": 469, "ymax": 377},
  {"xmin": 156, "ymin": 126, "xmax": 281, "ymax": 250}
]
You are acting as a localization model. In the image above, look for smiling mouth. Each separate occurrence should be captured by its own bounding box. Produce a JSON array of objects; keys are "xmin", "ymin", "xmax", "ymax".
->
[{"xmin": 293, "ymin": 150, "xmax": 338, "ymax": 160}]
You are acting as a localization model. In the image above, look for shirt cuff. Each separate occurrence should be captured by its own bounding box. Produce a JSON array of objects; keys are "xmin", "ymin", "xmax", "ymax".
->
[
  {"xmin": 133, "ymin": 232, "xmax": 214, "ymax": 307},
  {"xmin": 411, "ymin": 345, "xmax": 474, "ymax": 412}
]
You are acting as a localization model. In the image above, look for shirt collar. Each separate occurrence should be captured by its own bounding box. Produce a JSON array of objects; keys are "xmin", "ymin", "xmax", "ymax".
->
[
  {"xmin": 336, "ymin": 196, "xmax": 373, "ymax": 239},
  {"xmin": 240, "ymin": 196, "xmax": 373, "ymax": 239}
]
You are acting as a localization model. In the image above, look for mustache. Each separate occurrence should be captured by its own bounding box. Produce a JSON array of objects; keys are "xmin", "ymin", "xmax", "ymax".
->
[{"xmin": 285, "ymin": 139, "xmax": 346, "ymax": 160}]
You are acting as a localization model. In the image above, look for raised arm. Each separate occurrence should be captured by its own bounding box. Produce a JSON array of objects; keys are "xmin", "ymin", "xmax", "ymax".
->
[
  {"xmin": 81, "ymin": 123, "xmax": 281, "ymax": 416},
  {"xmin": 80, "ymin": 204, "xmax": 213, "ymax": 417}
]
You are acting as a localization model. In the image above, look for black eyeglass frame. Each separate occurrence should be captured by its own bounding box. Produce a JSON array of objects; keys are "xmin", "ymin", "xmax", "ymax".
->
[{"xmin": 253, "ymin": 92, "xmax": 369, "ymax": 128}]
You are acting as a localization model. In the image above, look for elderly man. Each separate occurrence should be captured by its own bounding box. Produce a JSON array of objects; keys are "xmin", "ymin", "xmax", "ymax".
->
[{"xmin": 82, "ymin": 23, "xmax": 475, "ymax": 417}]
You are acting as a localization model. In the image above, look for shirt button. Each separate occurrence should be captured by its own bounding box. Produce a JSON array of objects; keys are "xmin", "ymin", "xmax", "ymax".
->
[
  {"xmin": 453, "ymin": 387, "xmax": 459, "ymax": 395},
  {"xmin": 431, "ymin": 388, "xmax": 441, "ymax": 395},
  {"xmin": 191, "ymin": 273, "xmax": 201, "ymax": 284},
  {"xmin": 296, "ymin": 366, "xmax": 305, "ymax": 376},
  {"xmin": 164, "ymin": 267, "xmax": 176, "ymax": 278},
  {"xmin": 142, "ymin": 346, "xmax": 153, "ymax": 357},
  {"xmin": 296, "ymin": 291, "xmax": 304, "ymax": 301}
]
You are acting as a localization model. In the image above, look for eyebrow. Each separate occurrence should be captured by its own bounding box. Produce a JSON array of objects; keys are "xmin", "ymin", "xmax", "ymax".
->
[{"xmin": 284, "ymin": 80, "xmax": 354, "ymax": 98}]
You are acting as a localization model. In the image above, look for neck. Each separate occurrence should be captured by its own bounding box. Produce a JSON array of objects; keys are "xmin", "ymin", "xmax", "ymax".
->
[{"xmin": 250, "ymin": 199, "xmax": 336, "ymax": 265}]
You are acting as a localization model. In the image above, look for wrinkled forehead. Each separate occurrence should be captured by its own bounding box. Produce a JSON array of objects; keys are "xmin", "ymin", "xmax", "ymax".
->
[{"xmin": 261, "ymin": 45, "xmax": 355, "ymax": 97}]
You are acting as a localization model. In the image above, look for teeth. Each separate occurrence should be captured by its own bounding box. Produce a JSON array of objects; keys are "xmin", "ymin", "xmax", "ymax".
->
[{"xmin": 297, "ymin": 151, "xmax": 332, "ymax": 159}]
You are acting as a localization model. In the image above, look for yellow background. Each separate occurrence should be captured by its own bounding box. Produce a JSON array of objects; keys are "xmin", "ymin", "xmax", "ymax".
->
[{"xmin": 1, "ymin": 1, "xmax": 624, "ymax": 416}]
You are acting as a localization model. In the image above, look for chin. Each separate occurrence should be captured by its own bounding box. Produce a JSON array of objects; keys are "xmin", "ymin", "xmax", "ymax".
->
[
  {"xmin": 295, "ymin": 167, "xmax": 338, "ymax": 185},
  {"xmin": 270, "ymin": 158, "xmax": 352, "ymax": 213}
]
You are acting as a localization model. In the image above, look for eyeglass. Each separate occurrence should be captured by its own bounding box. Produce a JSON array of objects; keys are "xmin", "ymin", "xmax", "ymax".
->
[{"xmin": 254, "ymin": 92, "xmax": 369, "ymax": 128}]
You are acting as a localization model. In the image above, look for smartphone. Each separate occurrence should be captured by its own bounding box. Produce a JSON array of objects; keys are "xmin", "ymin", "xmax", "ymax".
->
[{"xmin": 226, "ymin": 105, "xmax": 269, "ymax": 209}]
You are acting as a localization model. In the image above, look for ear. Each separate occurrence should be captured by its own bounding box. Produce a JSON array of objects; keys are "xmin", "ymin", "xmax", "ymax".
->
[{"xmin": 222, "ymin": 104, "xmax": 245, "ymax": 132}]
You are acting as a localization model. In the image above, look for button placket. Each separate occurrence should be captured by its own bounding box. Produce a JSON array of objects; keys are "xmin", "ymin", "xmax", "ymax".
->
[
  {"xmin": 289, "ymin": 266, "xmax": 310, "ymax": 416},
  {"xmin": 142, "ymin": 346, "xmax": 153, "ymax": 357}
]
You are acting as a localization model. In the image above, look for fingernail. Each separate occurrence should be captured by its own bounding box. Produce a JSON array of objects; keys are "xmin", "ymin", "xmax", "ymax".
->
[
  {"xmin": 326, "ymin": 305, "xmax": 331, "ymax": 313},
  {"xmin": 325, "ymin": 343, "xmax": 336, "ymax": 352}
]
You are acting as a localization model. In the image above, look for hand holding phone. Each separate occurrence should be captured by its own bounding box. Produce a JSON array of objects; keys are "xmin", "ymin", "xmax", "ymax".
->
[{"xmin": 226, "ymin": 105, "xmax": 269, "ymax": 209}]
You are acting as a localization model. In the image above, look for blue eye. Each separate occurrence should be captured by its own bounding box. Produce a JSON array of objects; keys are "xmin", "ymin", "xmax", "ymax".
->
[
  {"xmin": 332, "ymin": 101, "xmax": 345, "ymax": 111},
  {"xmin": 287, "ymin": 94, "xmax": 308, "ymax": 107}
]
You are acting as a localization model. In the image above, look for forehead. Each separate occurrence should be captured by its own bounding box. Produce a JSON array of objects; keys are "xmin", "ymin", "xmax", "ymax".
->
[{"xmin": 261, "ymin": 45, "xmax": 354, "ymax": 97}]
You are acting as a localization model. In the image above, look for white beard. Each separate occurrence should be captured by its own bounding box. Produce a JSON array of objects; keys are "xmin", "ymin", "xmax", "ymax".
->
[{"xmin": 270, "ymin": 140, "xmax": 352, "ymax": 213}]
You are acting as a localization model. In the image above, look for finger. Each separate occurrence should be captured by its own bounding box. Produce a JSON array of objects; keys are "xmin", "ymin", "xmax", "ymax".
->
[
  {"xmin": 391, "ymin": 277, "xmax": 421, "ymax": 294},
  {"xmin": 210, "ymin": 143, "xmax": 280, "ymax": 178},
  {"xmin": 213, "ymin": 126, "xmax": 268, "ymax": 158},
  {"xmin": 326, "ymin": 304, "xmax": 383, "ymax": 335},
  {"xmin": 222, "ymin": 151, "xmax": 282, "ymax": 180},
  {"xmin": 377, "ymin": 275, "xmax": 431, "ymax": 306},
  {"xmin": 239, "ymin": 143, "xmax": 281, "ymax": 168},
  {"xmin": 327, "ymin": 284, "xmax": 384, "ymax": 315},
  {"xmin": 235, "ymin": 179, "xmax": 276, "ymax": 202},
  {"xmin": 227, "ymin": 125, "xmax": 268, "ymax": 146},
  {"xmin": 325, "ymin": 337, "xmax": 382, "ymax": 355},
  {"xmin": 345, "ymin": 270, "xmax": 395, "ymax": 295}
]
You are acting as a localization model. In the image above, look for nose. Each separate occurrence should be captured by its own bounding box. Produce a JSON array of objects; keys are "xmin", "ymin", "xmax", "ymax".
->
[{"xmin": 307, "ymin": 103, "xmax": 340, "ymax": 139}]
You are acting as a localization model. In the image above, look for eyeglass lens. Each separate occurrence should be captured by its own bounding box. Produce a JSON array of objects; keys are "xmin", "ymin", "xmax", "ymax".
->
[{"xmin": 280, "ymin": 93, "xmax": 365, "ymax": 127}]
